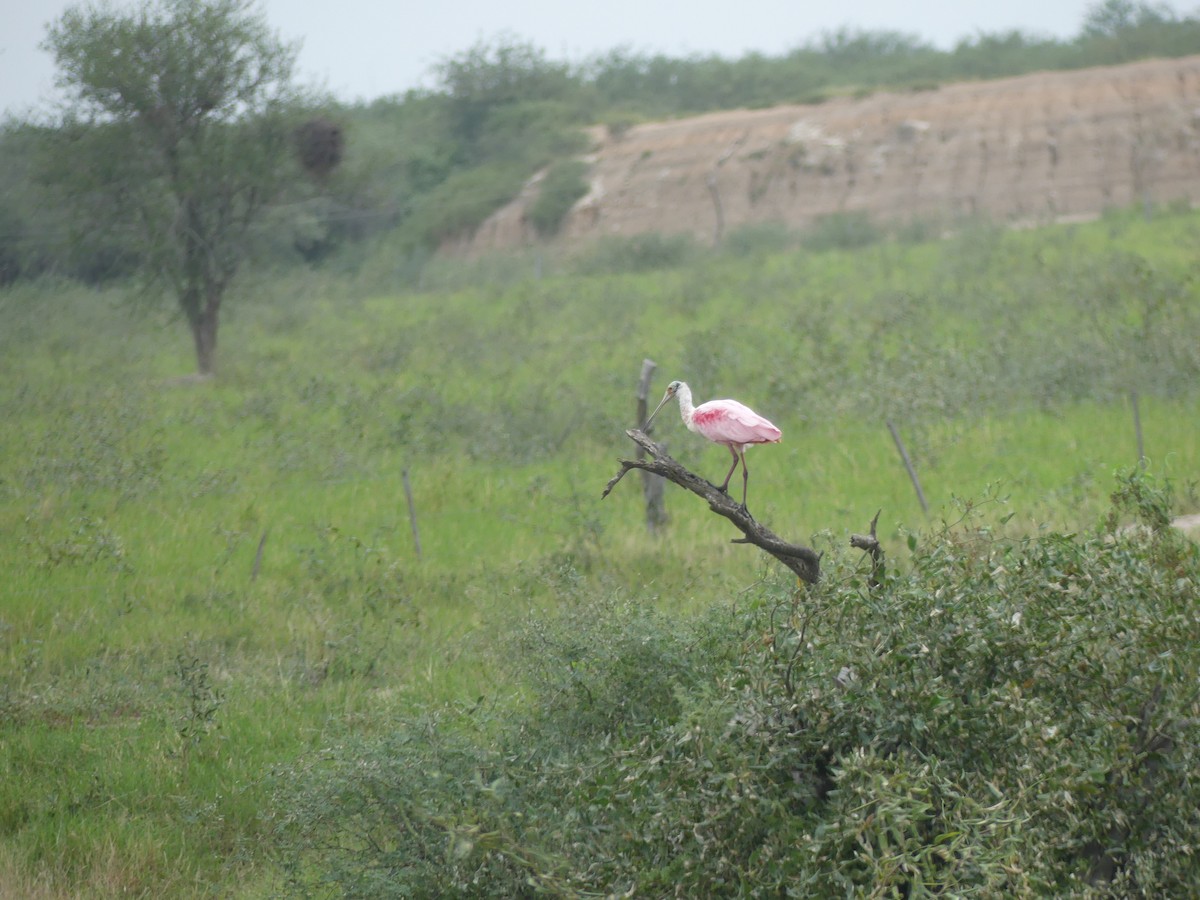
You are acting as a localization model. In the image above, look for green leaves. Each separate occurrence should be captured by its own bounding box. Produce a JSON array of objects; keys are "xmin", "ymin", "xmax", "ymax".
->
[
  {"xmin": 45, "ymin": 0, "xmax": 297, "ymax": 125},
  {"xmin": 528, "ymin": 159, "xmax": 590, "ymax": 238},
  {"xmin": 277, "ymin": 478, "xmax": 1200, "ymax": 895},
  {"xmin": 434, "ymin": 38, "xmax": 576, "ymax": 156}
]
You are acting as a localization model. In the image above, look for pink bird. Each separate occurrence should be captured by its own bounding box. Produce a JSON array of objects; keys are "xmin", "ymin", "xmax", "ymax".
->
[{"xmin": 644, "ymin": 380, "xmax": 782, "ymax": 510}]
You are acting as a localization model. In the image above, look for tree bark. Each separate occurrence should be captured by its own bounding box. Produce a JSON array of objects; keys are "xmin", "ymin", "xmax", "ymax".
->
[
  {"xmin": 604, "ymin": 428, "xmax": 822, "ymax": 584},
  {"xmin": 184, "ymin": 280, "xmax": 225, "ymax": 374},
  {"xmin": 190, "ymin": 307, "xmax": 219, "ymax": 376}
]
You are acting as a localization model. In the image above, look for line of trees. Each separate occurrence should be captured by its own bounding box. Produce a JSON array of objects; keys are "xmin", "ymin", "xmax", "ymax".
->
[{"xmin": 0, "ymin": 0, "xmax": 1196, "ymax": 372}]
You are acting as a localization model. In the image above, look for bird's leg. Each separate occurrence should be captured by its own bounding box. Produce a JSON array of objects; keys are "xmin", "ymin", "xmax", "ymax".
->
[
  {"xmin": 718, "ymin": 446, "xmax": 740, "ymax": 494},
  {"xmin": 740, "ymin": 449, "xmax": 751, "ymax": 510}
]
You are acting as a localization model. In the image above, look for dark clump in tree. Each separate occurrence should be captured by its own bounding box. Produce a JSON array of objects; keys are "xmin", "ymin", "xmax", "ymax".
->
[
  {"xmin": 40, "ymin": 0, "xmax": 309, "ymax": 375},
  {"xmin": 295, "ymin": 116, "xmax": 344, "ymax": 182}
]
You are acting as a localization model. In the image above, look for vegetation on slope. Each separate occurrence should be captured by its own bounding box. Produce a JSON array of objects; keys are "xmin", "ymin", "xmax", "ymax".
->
[{"xmin": 3, "ymin": 0, "xmax": 1200, "ymax": 287}]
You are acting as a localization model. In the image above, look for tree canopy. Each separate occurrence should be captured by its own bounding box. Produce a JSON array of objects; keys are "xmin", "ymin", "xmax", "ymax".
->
[{"xmin": 40, "ymin": 0, "xmax": 310, "ymax": 374}]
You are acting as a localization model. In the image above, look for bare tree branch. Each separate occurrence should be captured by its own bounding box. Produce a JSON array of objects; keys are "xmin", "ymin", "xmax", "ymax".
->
[{"xmin": 604, "ymin": 428, "xmax": 822, "ymax": 584}]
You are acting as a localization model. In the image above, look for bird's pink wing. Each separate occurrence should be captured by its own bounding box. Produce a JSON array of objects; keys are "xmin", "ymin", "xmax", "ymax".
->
[{"xmin": 692, "ymin": 399, "xmax": 781, "ymax": 445}]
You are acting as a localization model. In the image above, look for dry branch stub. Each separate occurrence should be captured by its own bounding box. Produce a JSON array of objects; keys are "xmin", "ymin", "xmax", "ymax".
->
[{"xmin": 849, "ymin": 508, "xmax": 885, "ymax": 591}]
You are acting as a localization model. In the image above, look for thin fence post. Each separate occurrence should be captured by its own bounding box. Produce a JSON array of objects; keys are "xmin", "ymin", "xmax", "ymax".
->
[
  {"xmin": 402, "ymin": 467, "xmax": 422, "ymax": 561},
  {"xmin": 887, "ymin": 419, "xmax": 929, "ymax": 515},
  {"xmin": 1130, "ymin": 390, "xmax": 1145, "ymax": 468},
  {"xmin": 251, "ymin": 530, "xmax": 268, "ymax": 581},
  {"xmin": 637, "ymin": 359, "xmax": 668, "ymax": 533}
]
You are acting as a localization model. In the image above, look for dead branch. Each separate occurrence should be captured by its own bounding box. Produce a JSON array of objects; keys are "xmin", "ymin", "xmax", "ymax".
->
[
  {"xmin": 603, "ymin": 428, "xmax": 822, "ymax": 584},
  {"xmin": 850, "ymin": 508, "xmax": 885, "ymax": 591}
]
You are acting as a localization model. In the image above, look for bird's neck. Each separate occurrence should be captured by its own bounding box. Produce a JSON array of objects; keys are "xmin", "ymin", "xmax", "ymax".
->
[{"xmin": 676, "ymin": 384, "xmax": 696, "ymax": 426}]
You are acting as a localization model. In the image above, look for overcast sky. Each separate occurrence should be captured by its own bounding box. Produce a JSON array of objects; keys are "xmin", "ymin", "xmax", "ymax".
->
[{"xmin": 0, "ymin": 0, "xmax": 1152, "ymax": 117}]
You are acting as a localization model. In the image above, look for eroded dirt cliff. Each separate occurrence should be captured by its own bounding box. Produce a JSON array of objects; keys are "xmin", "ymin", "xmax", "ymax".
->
[{"xmin": 464, "ymin": 55, "xmax": 1200, "ymax": 252}]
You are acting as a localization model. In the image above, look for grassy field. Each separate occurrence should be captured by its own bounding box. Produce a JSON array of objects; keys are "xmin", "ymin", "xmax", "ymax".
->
[{"xmin": 0, "ymin": 208, "xmax": 1198, "ymax": 895}]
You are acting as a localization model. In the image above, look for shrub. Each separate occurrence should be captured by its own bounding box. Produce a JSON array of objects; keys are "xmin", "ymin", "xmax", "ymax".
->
[
  {"xmin": 404, "ymin": 162, "xmax": 528, "ymax": 244},
  {"xmin": 603, "ymin": 113, "xmax": 640, "ymax": 141},
  {"xmin": 527, "ymin": 160, "xmax": 590, "ymax": 238},
  {"xmin": 802, "ymin": 209, "xmax": 883, "ymax": 250},
  {"xmin": 276, "ymin": 472, "xmax": 1200, "ymax": 896},
  {"xmin": 0, "ymin": 204, "xmax": 25, "ymax": 285},
  {"xmin": 505, "ymin": 593, "xmax": 732, "ymax": 737},
  {"xmin": 719, "ymin": 220, "xmax": 797, "ymax": 257},
  {"xmin": 571, "ymin": 231, "xmax": 699, "ymax": 274},
  {"xmin": 893, "ymin": 212, "xmax": 946, "ymax": 244}
]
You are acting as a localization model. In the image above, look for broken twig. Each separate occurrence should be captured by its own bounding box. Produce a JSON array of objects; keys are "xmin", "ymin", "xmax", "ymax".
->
[{"xmin": 849, "ymin": 508, "xmax": 885, "ymax": 591}]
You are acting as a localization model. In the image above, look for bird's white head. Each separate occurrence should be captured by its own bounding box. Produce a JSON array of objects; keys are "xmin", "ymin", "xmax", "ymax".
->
[{"xmin": 643, "ymin": 380, "xmax": 686, "ymax": 431}]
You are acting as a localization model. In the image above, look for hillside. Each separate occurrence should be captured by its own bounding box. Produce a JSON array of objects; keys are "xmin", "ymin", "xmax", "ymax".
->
[{"xmin": 465, "ymin": 55, "xmax": 1200, "ymax": 251}]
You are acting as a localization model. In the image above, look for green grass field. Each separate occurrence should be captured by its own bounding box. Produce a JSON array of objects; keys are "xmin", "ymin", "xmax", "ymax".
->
[{"xmin": 1, "ymin": 208, "xmax": 1198, "ymax": 895}]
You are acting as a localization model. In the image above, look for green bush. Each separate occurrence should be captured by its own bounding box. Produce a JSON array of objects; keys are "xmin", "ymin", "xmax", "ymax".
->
[
  {"xmin": 571, "ymin": 231, "xmax": 699, "ymax": 274},
  {"xmin": 528, "ymin": 159, "xmax": 590, "ymax": 238},
  {"xmin": 719, "ymin": 220, "xmax": 797, "ymax": 257},
  {"xmin": 0, "ymin": 204, "xmax": 25, "ymax": 285},
  {"xmin": 404, "ymin": 162, "xmax": 529, "ymax": 244},
  {"xmin": 276, "ymin": 472, "xmax": 1200, "ymax": 896},
  {"xmin": 802, "ymin": 209, "xmax": 884, "ymax": 251},
  {"xmin": 603, "ymin": 113, "xmax": 641, "ymax": 141},
  {"xmin": 893, "ymin": 212, "xmax": 946, "ymax": 244},
  {"xmin": 475, "ymin": 99, "xmax": 589, "ymax": 166}
]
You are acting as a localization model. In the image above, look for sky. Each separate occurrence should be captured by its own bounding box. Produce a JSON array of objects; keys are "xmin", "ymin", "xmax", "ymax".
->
[{"xmin": 1, "ymin": 0, "xmax": 1113, "ymax": 117}]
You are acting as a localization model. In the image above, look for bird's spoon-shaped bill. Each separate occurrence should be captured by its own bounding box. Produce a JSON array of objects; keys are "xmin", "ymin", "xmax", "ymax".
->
[{"xmin": 642, "ymin": 384, "xmax": 677, "ymax": 431}]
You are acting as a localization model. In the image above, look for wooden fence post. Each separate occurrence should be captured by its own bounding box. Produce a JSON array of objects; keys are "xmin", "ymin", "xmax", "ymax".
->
[
  {"xmin": 251, "ymin": 530, "xmax": 268, "ymax": 581},
  {"xmin": 402, "ymin": 467, "xmax": 423, "ymax": 561},
  {"xmin": 887, "ymin": 419, "xmax": 929, "ymax": 515},
  {"xmin": 637, "ymin": 359, "xmax": 668, "ymax": 533},
  {"xmin": 1130, "ymin": 390, "xmax": 1146, "ymax": 468}
]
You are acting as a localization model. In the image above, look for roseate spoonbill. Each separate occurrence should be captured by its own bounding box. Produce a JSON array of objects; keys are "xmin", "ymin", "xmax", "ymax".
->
[{"xmin": 644, "ymin": 380, "xmax": 781, "ymax": 509}]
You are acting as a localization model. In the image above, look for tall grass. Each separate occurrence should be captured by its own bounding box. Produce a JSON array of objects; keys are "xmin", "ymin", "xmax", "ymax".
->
[{"xmin": 0, "ymin": 205, "xmax": 1197, "ymax": 894}]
